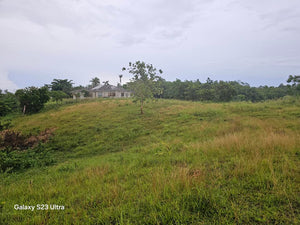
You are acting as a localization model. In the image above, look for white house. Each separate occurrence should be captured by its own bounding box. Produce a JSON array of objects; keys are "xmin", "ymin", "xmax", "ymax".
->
[{"xmin": 90, "ymin": 84, "xmax": 132, "ymax": 98}]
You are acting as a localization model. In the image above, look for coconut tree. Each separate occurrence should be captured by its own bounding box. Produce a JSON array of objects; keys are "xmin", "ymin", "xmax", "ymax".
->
[
  {"xmin": 119, "ymin": 75, "xmax": 123, "ymax": 85},
  {"xmin": 90, "ymin": 77, "xmax": 100, "ymax": 88}
]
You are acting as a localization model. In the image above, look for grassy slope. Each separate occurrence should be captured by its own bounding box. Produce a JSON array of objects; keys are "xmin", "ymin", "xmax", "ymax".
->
[{"xmin": 0, "ymin": 98, "xmax": 299, "ymax": 224}]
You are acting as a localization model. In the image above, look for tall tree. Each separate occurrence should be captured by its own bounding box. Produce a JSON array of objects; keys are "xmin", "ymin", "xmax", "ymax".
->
[
  {"xmin": 119, "ymin": 75, "xmax": 123, "ymax": 85},
  {"xmin": 0, "ymin": 90, "xmax": 19, "ymax": 116},
  {"xmin": 90, "ymin": 77, "xmax": 100, "ymax": 88},
  {"xmin": 287, "ymin": 75, "xmax": 300, "ymax": 95},
  {"xmin": 49, "ymin": 91, "xmax": 68, "ymax": 103},
  {"xmin": 287, "ymin": 75, "xmax": 300, "ymax": 87},
  {"xmin": 50, "ymin": 79, "xmax": 73, "ymax": 97},
  {"xmin": 15, "ymin": 87, "xmax": 50, "ymax": 114},
  {"xmin": 215, "ymin": 81, "xmax": 236, "ymax": 102},
  {"xmin": 103, "ymin": 81, "xmax": 110, "ymax": 86},
  {"xmin": 122, "ymin": 61, "xmax": 163, "ymax": 114}
]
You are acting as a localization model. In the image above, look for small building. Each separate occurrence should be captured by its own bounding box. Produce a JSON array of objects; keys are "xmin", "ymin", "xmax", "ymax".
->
[{"xmin": 91, "ymin": 84, "xmax": 132, "ymax": 98}]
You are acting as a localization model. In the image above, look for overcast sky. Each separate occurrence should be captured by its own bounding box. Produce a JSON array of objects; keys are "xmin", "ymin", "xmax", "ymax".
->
[{"xmin": 0, "ymin": 0, "xmax": 300, "ymax": 91}]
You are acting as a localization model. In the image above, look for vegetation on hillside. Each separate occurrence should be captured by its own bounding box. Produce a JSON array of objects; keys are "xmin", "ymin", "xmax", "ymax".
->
[
  {"xmin": 159, "ymin": 76, "xmax": 299, "ymax": 102},
  {"xmin": 0, "ymin": 68, "xmax": 299, "ymax": 223},
  {"xmin": 0, "ymin": 90, "xmax": 18, "ymax": 117},
  {"xmin": 0, "ymin": 98, "xmax": 299, "ymax": 224}
]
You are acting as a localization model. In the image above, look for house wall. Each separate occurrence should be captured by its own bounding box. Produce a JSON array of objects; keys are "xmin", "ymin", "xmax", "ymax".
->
[
  {"xmin": 116, "ymin": 91, "xmax": 122, "ymax": 98},
  {"xmin": 92, "ymin": 92, "xmax": 99, "ymax": 98},
  {"xmin": 113, "ymin": 91, "xmax": 131, "ymax": 98},
  {"xmin": 91, "ymin": 91, "xmax": 132, "ymax": 98},
  {"xmin": 102, "ymin": 92, "xmax": 109, "ymax": 97}
]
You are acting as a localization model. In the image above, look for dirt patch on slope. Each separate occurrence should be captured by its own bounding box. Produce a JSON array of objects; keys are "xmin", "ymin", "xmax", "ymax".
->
[{"xmin": 0, "ymin": 128, "xmax": 56, "ymax": 151}]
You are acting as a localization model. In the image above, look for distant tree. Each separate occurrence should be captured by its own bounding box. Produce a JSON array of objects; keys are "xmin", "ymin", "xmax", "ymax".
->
[
  {"xmin": 287, "ymin": 75, "xmax": 300, "ymax": 95},
  {"xmin": 50, "ymin": 79, "xmax": 73, "ymax": 97},
  {"xmin": 0, "ymin": 90, "xmax": 19, "ymax": 116},
  {"xmin": 72, "ymin": 85, "xmax": 85, "ymax": 90},
  {"xmin": 215, "ymin": 81, "xmax": 236, "ymax": 102},
  {"xmin": 287, "ymin": 75, "xmax": 300, "ymax": 86},
  {"xmin": 160, "ymin": 80, "xmax": 174, "ymax": 99},
  {"xmin": 122, "ymin": 61, "xmax": 163, "ymax": 114},
  {"xmin": 183, "ymin": 80, "xmax": 201, "ymax": 101},
  {"xmin": 103, "ymin": 81, "xmax": 110, "ymax": 86},
  {"xmin": 49, "ymin": 91, "xmax": 68, "ymax": 103},
  {"xmin": 15, "ymin": 87, "xmax": 50, "ymax": 114},
  {"xmin": 81, "ymin": 90, "xmax": 90, "ymax": 97},
  {"xmin": 90, "ymin": 77, "xmax": 100, "ymax": 88},
  {"xmin": 155, "ymin": 77, "xmax": 293, "ymax": 102},
  {"xmin": 153, "ymin": 77, "xmax": 165, "ymax": 98},
  {"xmin": 119, "ymin": 75, "xmax": 123, "ymax": 85},
  {"xmin": 198, "ymin": 78, "xmax": 216, "ymax": 101}
]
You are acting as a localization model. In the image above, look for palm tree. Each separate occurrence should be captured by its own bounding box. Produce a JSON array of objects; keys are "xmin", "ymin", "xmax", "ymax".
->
[
  {"xmin": 119, "ymin": 75, "xmax": 123, "ymax": 85},
  {"xmin": 90, "ymin": 77, "xmax": 100, "ymax": 88},
  {"xmin": 103, "ymin": 81, "xmax": 109, "ymax": 86}
]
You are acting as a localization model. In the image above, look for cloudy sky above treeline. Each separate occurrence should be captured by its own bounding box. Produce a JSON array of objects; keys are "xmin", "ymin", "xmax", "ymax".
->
[{"xmin": 0, "ymin": 0, "xmax": 299, "ymax": 91}]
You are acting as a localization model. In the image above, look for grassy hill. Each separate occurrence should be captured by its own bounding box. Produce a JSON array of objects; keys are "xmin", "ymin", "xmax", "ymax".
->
[{"xmin": 0, "ymin": 98, "xmax": 299, "ymax": 224}]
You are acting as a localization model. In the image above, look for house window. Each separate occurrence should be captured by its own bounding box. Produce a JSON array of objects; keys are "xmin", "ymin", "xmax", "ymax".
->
[
  {"xmin": 98, "ymin": 92, "xmax": 102, "ymax": 97},
  {"xmin": 108, "ymin": 92, "xmax": 116, "ymax": 97},
  {"xmin": 121, "ymin": 92, "xmax": 124, "ymax": 97}
]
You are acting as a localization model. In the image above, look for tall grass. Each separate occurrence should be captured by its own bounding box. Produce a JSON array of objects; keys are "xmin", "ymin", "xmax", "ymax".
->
[{"xmin": 0, "ymin": 98, "xmax": 299, "ymax": 224}]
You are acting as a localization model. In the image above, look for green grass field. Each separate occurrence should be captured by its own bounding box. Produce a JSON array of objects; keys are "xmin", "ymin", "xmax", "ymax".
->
[{"xmin": 1, "ymin": 97, "xmax": 299, "ymax": 224}]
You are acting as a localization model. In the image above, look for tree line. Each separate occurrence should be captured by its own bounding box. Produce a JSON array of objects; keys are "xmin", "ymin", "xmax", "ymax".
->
[
  {"xmin": 157, "ymin": 77, "xmax": 298, "ymax": 102},
  {"xmin": 0, "ymin": 62, "xmax": 299, "ymax": 117}
]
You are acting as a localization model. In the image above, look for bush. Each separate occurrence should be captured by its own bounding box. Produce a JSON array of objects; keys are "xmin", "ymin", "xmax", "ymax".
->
[
  {"xmin": 15, "ymin": 86, "xmax": 50, "ymax": 114},
  {"xmin": 0, "ymin": 144, "xmax": 55, "ymax": 173},
  {"xmin": 0, "ymin": 128, "xmax": 56, "ymax": 172},
  {"xmin": 0, "ymin": 120, "xmax": 11, "ymax": 131},
  {"xmin": 0, "ymin": 90, "xmax": 19, "ymax": 116}
]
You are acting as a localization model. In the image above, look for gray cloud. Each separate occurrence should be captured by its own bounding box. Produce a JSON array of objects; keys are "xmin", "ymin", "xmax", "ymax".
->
[
  {"xmin": 110, "ymin": 0, "xmax": 208, "ymax": 46},
  {"xmin": 0, "ymin": 0, "xmax": 299, "ymax": 90},
  {"xmin": 260, "ymin": 8, "xmax": 300, "ymax": 31}
]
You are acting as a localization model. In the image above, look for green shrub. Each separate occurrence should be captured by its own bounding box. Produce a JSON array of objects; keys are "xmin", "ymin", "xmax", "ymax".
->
[{"xmin": 0, "ymin": 144, "xmax": 55, "ymax": 173}]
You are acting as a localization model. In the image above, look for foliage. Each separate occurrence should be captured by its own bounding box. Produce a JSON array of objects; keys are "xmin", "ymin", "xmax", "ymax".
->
[
  {"xmin": 123, "ymin": 61, "xmax": 163, "ymax": 114},
  {"xmin": 287, "ymin": 75, "xmax": 300, "ymax": 95},
  {"xmin": 0, "ymin": 120, "xmax": 11, "ymax": 131},
  {"xmin": 119, "ymin": 74, "xmax": 123, "ymax": 85},
  {"xmin": 160, "ymin": 78, "xmax": 292, "ymax": 102},
  {"xmin": 102, "ymin": 80, "xmax": 109, "ymax": 86},
  {"xmin": 49, "ymin": 91, "xmax": 68, "ymax": 103},
  {"xmin": 0, "ymin": 144, "xmax": 54, "ymax": 173},
  {"xmin": 15, "ymin": 87, "xmax": 50, "ymax": 114},
  {"xmin": 81, "ymin": 89, "xmax": 90, "ymax": 97},
  {"xmin": 90, "ymin": 77, "xmax": 100, "ymax": 88},
  {"xmin": 0, "ymin": 128, "xmax": 55, "ymax": 172},
  {"xmin": 0, "ymin": 90, "xmax": 19, "ymax": 117},
  {"xmin": 287, "ymin": 75, "xmax": 300, "ymax": 87},
  {"xmin": 50, "ymin": 79, "xmax": 73, "ymax": 97}
]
